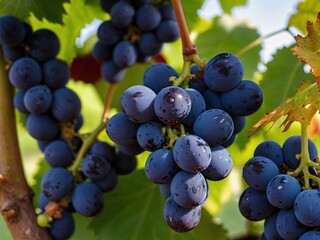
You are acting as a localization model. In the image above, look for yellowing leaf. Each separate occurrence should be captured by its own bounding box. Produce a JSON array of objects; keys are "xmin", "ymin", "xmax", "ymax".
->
[
  {"xmin": 249, "ymin": 81, "xmax": 320, "ymax": 136},
  {"xmin": 292, "ymin": 12, "xmax": 320, "ymax": 89}
]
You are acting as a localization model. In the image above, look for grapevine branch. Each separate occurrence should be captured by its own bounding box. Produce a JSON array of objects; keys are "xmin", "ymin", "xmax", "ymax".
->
[{"xmin": 0, "ymin": 50, "xmax": 51, "ymax": 239}]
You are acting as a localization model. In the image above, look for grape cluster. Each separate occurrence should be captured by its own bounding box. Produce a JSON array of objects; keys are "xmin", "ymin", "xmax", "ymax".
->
[
  {"xmin": 0, "ymin": 15, "xmax": 137, "ymax": 240},
  {"xmin": 239, "ymin": 136, "xmax": 320, "ymax": 240},
  {"xmin": 94, "ymin": 0, "xmax": 180, "ymax": 83},
  {"xmin": 106, "ymin": 52, "xmax": 264, "ymax": 232}
]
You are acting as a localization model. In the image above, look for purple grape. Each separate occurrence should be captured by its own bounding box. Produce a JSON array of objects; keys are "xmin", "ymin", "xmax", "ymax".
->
[
  {"xmin": 93, "ymin": 167, "xmax": 118, "ymax": 192},
  {"xmin": 97, "ymin": 20, "xmax": 124, "ymax": 46},
  {"xmin": 137, "ymin": 121, "xmax": 165, "ymax": 151},
  {"xmin": 26, "ymin": 114, "xmax": 59, "ymax": 141},
  {"xmin": 23, "ymin": 85, "xmax": 52, "ymax": 114},
  {"xmin": 182, "ymin": 88, "xmax": 206, "ymax": 127},
  {"xmin": 42, "ymin": 58, "xmax": 70, "ymax": 89},
  {"xmin": 110, "ymin": 1, "xmax": 135, "ymax": 28},
  {"xmin": 44, "ymin": 140, "xmax": 74, "ymax": 167},
  {"xmin": 0, "ymin": 15, "xmax": 26, "ymax": 46},
  {"xmin": 81, "ymin": 154, "xmax": 111, "ymax": 180},
  {"xmin": 135, "ymin": 5, "xmax": 161, "ymax": 31},
  {"xmin": 49, "ymin": 211, "xmax": 75, "ymax": 240}
]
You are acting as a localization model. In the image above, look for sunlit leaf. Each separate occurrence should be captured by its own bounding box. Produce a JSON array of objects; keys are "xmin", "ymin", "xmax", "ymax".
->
[
  {"xmin": 292, "ymin": 12, "xmax": 320, "ymax": 89},
  {"xmin": 182, "ymin": 0, "xmax": 204, "ymax": 31},
  {"xmin": 288, "ymin": 0, "xmax": 320, "ymax": 35},
  {"xmin": 0, "ymin": 0, "xmax": 69, "ymax": 23},
  {"xmin": 218, "ymin": 0, "xmax": 247, "ymax": 14},
  {"xmin": 249, "ymin": 81, "xmax": 320, "ymax": 135}
]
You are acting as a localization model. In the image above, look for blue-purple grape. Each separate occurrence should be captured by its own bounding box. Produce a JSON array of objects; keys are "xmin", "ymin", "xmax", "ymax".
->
[
  {"xmin": 113, "ymin": 40, "xmax": 137, "ymax": 68},
  {"xmin": 138, "ymin": 33, "xmax": 163, "ymax": 56},
  {"xmin": 23, "ymin": 85, "xmax": 52, "ymax": 114},
  {"xmin": 93, "ymin": 167, "xmax": 118, "ymax": 192},
  {"xmin": 300, "ymin": 231, "xmax": 320, "ymax": 239},
  {"xmin": 42, "ymin": 58, "xmax": 70, "ymax": 89},
  {"xmin": 155, "ymin": 20, "xmax": 180, "ymax": 43},
  {"xmin": 97, "ymin": 20, "xmax": 124, "ymax": 46},
  {"xmin": 44, "ymin": 140, "xmax": 74, "ymax": 168},
  {"xmin": 182, "ymin": 88, "xmax": 206, "ymax": 127},
  {"xmin": 101, "ymin": 60, "xmax": 126, "ymax": 83},
  {"xmin": 264, "ymin": 211, "xmax": 282, "ymax": 240},
  {"xmin": 0, "ymin": 15, "xmax": 26, "ymax": 46},
  {"xmin": 49, "ymin": 211, "xmax": 75, "ymax": 240},
  {"xmin": 110, "ymin": 1, "xmax": 135, "ymax": 28},
  {"xmin": 26, "ymin": 114, "xmax": 59, "ymax": 141},
  {"xmin": 137, "ymin": 121, "xmax": 165, "ymax": 151},
  {"xmin": 81, "ymin": 154, "xmax": 111, "ymax": 180},
  {"xmin": 113, "ymin": 151, "xmax": 137, "ymax": 175},
  {"xmin": 135, "ymin": 4, "xmax": 161, "ymax": 31},
  {"xmin": 89, "ymin": 141, "xmax": 116, "ymax": 163},
  {"xmin": 254, "ymin": 140, "xmax": 284, "ymax": 168},
  {"xmin": 13, "ymin": 90, "xmax": 29, "ymax": 114}
]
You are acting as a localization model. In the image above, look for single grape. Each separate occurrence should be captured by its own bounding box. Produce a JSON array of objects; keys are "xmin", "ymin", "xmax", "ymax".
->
[
  {"xmin": 170, "ymin": 171, "xmax": 208, "ymax": 208},
  {"xmin": 159, "ymin": 182, "xmax": 171, "ymax": 199},
  {"xmin": 120, "ymin": 85, "xmax": 156, "ymax": 123},
  {"xmin": 44, "ymin": 140, "xmax": 74, "ymax": 167},
  {"xmin": 202, "ymin": 89, "xmax": 224, "ymax": 110},
  {"xmin": 264, "ymin": 211, "xmax": 283, "ymax": 240},
  {"xmin": 49, "ymin": 211, "xmax": 75, "ymax": 240},
  {"xmin": 26, "ymin": 114, "xmax": 59, "ymax": 141},
  {"xmin": 110, "ymin": 1, "xmax": 135, "ymax": 28},
  {"xmin": 220, "ymin": 80, "xmax": 263, "ymax": 116},
  {"xmin": 81, "ymin": 154, "xmax": 111, "ymax": 180},
  {"xmin": 23, "ymin": 85, "xmax": 52, "ymax": 114},
  {"xmin": 51, "ymin": 87, "xmax": 82, "ymax": 122},
  {"xmin": 155, "ymin": 20, "xmax": 180, "ymax": 43},
  {"xmin": 137, "ymin": 121, "xmax": 165, "ymax": 151},
  {"xmin": 143, "ymin": 63, "xmax": 177, "ymax": 94},
  {"xmin": 89, "ymin": 141, "xmax": 116, "ymax": 163},
  {"xmin": 294, "ymin": 189, "xmax": 320, "ymax": 227},
  {"xmin": 9, "ymin": 57, "xmax": 42, "ymax": 90},
  {"xmin": 202, "ymin": 145, "xmax": 233, "ymax": 181},
  {"xmin": 266, "ymin": 174, "xmax": 301, "ymax": 209},
  {"xmin": 93, "ymin": 167, "xmax": 118, "ymax": 192},
  {"xmin": 159, "ymin": 3, "xmax": 176, "ymax": 20},
  {"xmin": 254, "ymin": 140, "xmax": 284, "ymax": 168},
  {"xmin": 135, "ymin": 5, "xmax": 161, "ymax": 31},
  {"xmin": 138, "ymin": 33, "xmax": 163, "ymax": 57},
  {"xmin": 154, "ymin": 86, "xmax": 191, "ymax": 125},
  {"xmin": 232, "ymin": 116, "xmax": 246, "ymax": 135},
  {"xmin": 101, "ymin": 60, "xmax": 126, "ymax": 83},
  {"xmin": 193, "ymin": 109, "xmax": 234, "ymax": 146},
  {"xmin": 242, "ymin": 156, "xmax": 279, "ymax": 191},
  {"xmin": 13, "ymin": 90, "xmax": 29, "ymax": 114},
  {"xmin": 276, "ymin": 209, "xmax": 309, "ymax": 239},
  {"xmin": 116, "ymin": 142, "xmax": 144, "ymax": 156},
  {"xmin": 113, "ymin": 40, "xmax": 137, "ymax": 68},
  {"xmin": 92, "ymin": 41, "xmax": 113, "ymax": 62},
  {"xmin": 72, "ymin": 182, "xmax": 104, "ymax": 217},
  {"xmin": 282, "ymin": 135, "xmax": 318, "ymax": 169},
  {"xmin": 238, "ymin": 187, "xmax": 275, "ymax": 221},
  {"xmin": 145, "ymin": 149, "xmax": 180, "ymax": 184},
  {"xmin": 0, "ymin": 15, "xmax": 26, "ymax": 46},
  {"xmin": 3, "ymin": 44, "xmax": 26, "ymax": 61},
  {"xmin": 173, "ymin": 134, "xmax": 211, "ymax": 173},
  {"xmin": 113, "ymin": 151, "xmax": 137, "ymax": 175},
  {"xmin": 106, "ymin": 112, "xmax": 140, "ymax": 146},
  {"xmin": 299, "ymin": 231, "xmax": 320, "ymax": 240},
  {"xmin": 164, "ymin": 196, "xmax": 202, "ymax": 233},
  {"xmin": 203, "ymin": 53, "xmax": 243, "ymax": 92},
  {"xmin": 97, "ymin": 20, "xmax": 124, "ymax": 46},
  {"xmin": 42, "ymin": 58, "xmax": 70, "ymax": 89},
  {"xmin": 182, "ymin": 88, "xmax": 206, "ymax": 127},
  {"xmin": 29, "ymin": 29, "xmax": 60, "ymax": 62},
  {"xmin": 41, "ymin": 167, "xmax": 74, "ymax": 200}
]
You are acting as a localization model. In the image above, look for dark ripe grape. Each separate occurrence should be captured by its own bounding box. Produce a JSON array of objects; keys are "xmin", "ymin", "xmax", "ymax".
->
[
  {"xmin": 106, "ymin": 112, "xmax": 140, "ymax": 146},
  {"xmin": 26, "ymin": 114, "xmax": 59, "ymax": 141},
  {"xmin": 3, "ymin": 45, "xmax": 26, "ymax": 61},
  {"xmin": 242, "ymin": 156, "xmax": 279, "ymax": 191},
  {"xmin": 282, "ymin": 135, "xmax": 318, "ymax": 169},
  {"xmin": 42, "ymin": 58, "xmax": 70, "ymax": 89},
  {"xmin": 220, "ymin": 80, "xmax": 263, "ymax": 116},
  {"xmin": 49, "ymin": 211, "xmax": 75, "ymax": 240},
  {"xmin": 254, "ymin": 140, "xmax": 284, "ymax": 168},
  {"xmin": 159, "ymin": 182, "xmax": 171, "ymax": 199},
  {"xmin": 97, "ymin": 20, "xmax": 124, "ymax": 46},
  {"xmin": 93, "ymin": 167, "xmax": 118, "ymax": 192},
  {"xmin": 266, "ymin": 174, "xmax": 301, "ymax": 209},
  {"xmin": 232, "ymin": 116, "xmax": 246, "ymax": 135},
  {"xmin": 113, "ymin": 40, "xmax": 137, "ymax": 68},
  {"xmin": 238, "ymin": 187, "xmax": 275, "ymax": 221},
  {"xmin": 135, "ymin": 5, "xmax": 161, "ymax": 31},
  {"xmin": 92, "ymin": 41, "xmax": 113, "ymax": 62},
  {"xmin": 145, "ymin": 149, "xmax": 180, "ymax": 184},
  {"xmin": 159, "ymin": 3, "xmax": 176, "ymax": 20},
  {"xmin": 9, "ymin": 57, "xmax": 42, "ymax": 90},
  {"xmin": 182, "ymin": 88, "xmax": 206, "ymax": 127},
  {"xmin": 72, "ymin": 182, "xmax": 104, "ymax": 217},
  {"xmin": 164, "ymin": 196, "xmax": 202, "ymax": 233},
  {"xmin": 155, "ymin": 20, "xmax": 180, "ymax": 43},
  {"xmin": 264, "ymin": 211, "xmax": 283, "ymax": 240},
  {"xmin": 170, "ymin": 171, "xmax": 208, "ymax": 208},
  {"xmin": 221, "ymin": 134, "xmax": 236, "ymax": 148},
  {"xmin": 137, "ymin": 121, "xmax": 165, "ymax": 151},
  {"xmin": 299, "ymin": 231, "xmax": 320, "ymax": 239},
  {"xmin": 143, "ymin": 63, "xmax": 177, "ymax": 94},
  {"xmin": 294, "ymin": 189, "xmax": 320, "ymax": 227},
  {"xmin": 113, "ymin": 151, "xmax": 137, "ymax": 175},
  {"xmin": 116, "ymin": 142, "xmax": 144, "ymax": 156},
  {"xmin": 41, "ymin": 167, "xmax": 74, "ymax": 201},
  {"xmin": 120, "ymin": 85, "xmax": 156, "ymax": 123},
  {"xmin": 30, "ymin": 29, "xmax": 60, "ymax": 62},
  {"xmin": 138, "ymin": 33, "xmax": 163, "ymax": 57},
  {"xmin": 193, "ymin": 109, "xmax": 234, "ymax": 146},
  {"xmin": 81, "ymin": 154, "xmax": 111, "ymax": 180},
  {"xmin": 101, "ymin": 60, "xmax": 126, "ymax": 83},
  {"xmin": 13, "ymin": 90, "xmax": 29, "ymax": 114},
  {"xmin": 154, "ymin": 86, "xmax": 191, "ymax": 125},
  {"xmin": 44, "ymin": 140, "xmax": 74, "ymax": 168},
  {"xmin": 173, "ymin": 135, "xmax": 211, "ymax": 173},
  {"xmin": 202, "ymin": 145, "xmax": 233, "ymax": 181},
  {"xmin": 23, "ymin": 85, "xmax": 52, "ymax": 114},
  {"xmin": 89, "ymin": 141, "xmax": 116, "ymax": 163},
  {"xmin": 51, "ymin": 87, "xmax": 82, "ymax": 122},
  {"xmin": 110, "ymin": 1, "xmax": 135, "ymax": 28},
  {"xmin": 203, "ymin": 53, "xmax": 244, "ymax": 92},
  {"xmin": 0, "ymin": 15, "xmax": 26, "ymax": 46},
  {"xmin": 38, "ymin": 191, "xmax": 50, "ymax": 211},
  {"xmin": 203, "ymin": 89, "xmax": 224, "ymax": 110},
  {"xmin": 276, "ymin": 209, "xmax": 309, "ymax": 239}
]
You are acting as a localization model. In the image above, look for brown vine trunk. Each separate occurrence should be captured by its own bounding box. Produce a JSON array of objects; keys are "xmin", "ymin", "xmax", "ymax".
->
[{"xmin": 0, "ymin": 51, "xmax": 51, "ymax": 239}]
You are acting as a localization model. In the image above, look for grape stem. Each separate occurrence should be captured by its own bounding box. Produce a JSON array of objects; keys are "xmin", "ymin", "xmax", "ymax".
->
[
  {"xmin": 102, "ymin": 83, "xmax": 116, "ymax": 122},
  {"xmin": 288, "ymin": 124, "xmax": 320, "ymax": 188}
]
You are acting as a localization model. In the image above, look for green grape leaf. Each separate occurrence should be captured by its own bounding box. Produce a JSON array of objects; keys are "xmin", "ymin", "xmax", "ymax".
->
[
  {"xmin": 89, "ymin": 169, "xmax": 227, "ymax": 240},
  {"xmin": 0, "ymin": 0, "xmax": 70, "ymax": 23},
  {"xmin": 292, "ymin": 12, "xmax": 320, "ymax": 90},
  {"xmin": 249, "ymin": 81, "xmax": 320, "ymax": 135},
  {"xmin": 288, "ymin": 0, "xmax": 320, "ymax": 35},
  {"xmin": 182, "ymin": 0, "xmax": 204, "ymax": 31},
  {"xmin": 195, "ymin": 14, "xmax": 261, "ymax": 79},
  {"xmin": 218, "ymin": 0, "xmax": 247, "ymax": 14}
]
